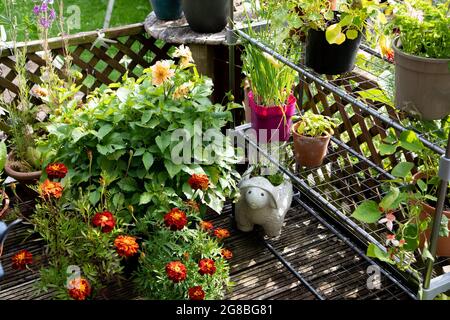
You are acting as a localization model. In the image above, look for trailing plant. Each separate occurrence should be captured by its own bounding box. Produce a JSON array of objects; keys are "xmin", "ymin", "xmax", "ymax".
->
[
  {"xmin": 134, "ymin": 199, "xmax": 232, "ymax": 300},
  {"xmin": 293, "ymin": 112, "xmax": 337, "ymax": 137},
  {"xmin": 38, "ymin": 46, "xmax": 240, "ymax": 217}
]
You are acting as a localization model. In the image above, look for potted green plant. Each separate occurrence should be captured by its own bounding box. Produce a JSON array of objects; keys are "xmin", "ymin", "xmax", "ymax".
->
[
  {"xmin": 182, "ymin": 0, "xmax": 230, "ymax": 33},
  {"xmin": 151, "ymin": 0, "xmax": 183, "ymax": 21},
  {"xmin": 387, "ymin": 0, "xmax": 450, "ymax": 120},
  {"xmin": 292, "ymin": 112, "xmax": 337, "ymax": 168},
  {"xmin": 288, "ymin": 0, "xmax": 387, "ymax": 74}
]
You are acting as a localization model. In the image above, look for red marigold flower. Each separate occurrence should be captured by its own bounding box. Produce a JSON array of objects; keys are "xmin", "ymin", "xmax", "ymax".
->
[
  {"xmin": 11, "ymin": 250, "xmax": 33, "ymax": 270},
  {"xmin": 386, "ymin": 49, "xmax": 395, "ymax": 63},
  {"xmin": 199, "ymin": 220, "xmax": 213, "ymax": 231},
  {"xmin": 114, "ymin": 235, "xmax": 139, "ymax": 257},
  {"xmin": 92, "ymin": 211, "xmax": 116, "ymax": 233},
  {"xmin": 214, "ymin": 228, "xmax": 230, "ymax": 240},
  {"xmin": 221, "ymin": 248, "xmax": 233, "ymax": 260},
  {"xmin": 67, "ymin": 277, "xmax": 92, "ymax": 301},
  {"xmin": 39, "ymin": 179, "xmax": 63, "ymax": 199},
  {"xmin": 164, "ymin": 208, "xmax": 188, "ymax": 231},
  {"xmin": 188, "ymin": 174, "xmax": 209, "ymax": 191},
  {"xmin": 198, "ymin": 258, "xmax": 216, "ymax": 276},
  {"xmin": 45, "ymin": 163, "xmax": 68, "ymax": 179},
  {"xmin": 166, "ymin": 261, "xmax": 187, "ymax": 283},
  {"xmin": 188, "ymin": 286, "xmax": 205, "ymax": 300}
]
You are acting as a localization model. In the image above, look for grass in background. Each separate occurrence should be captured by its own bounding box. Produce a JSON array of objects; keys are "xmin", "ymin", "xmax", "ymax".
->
[{"xmin": 0, "ymin": 0, "xmax": 152, "ymax": 41}]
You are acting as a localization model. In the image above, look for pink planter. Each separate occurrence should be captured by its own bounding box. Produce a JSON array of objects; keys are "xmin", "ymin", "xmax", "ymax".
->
[{"xmin": 248, "ymin": 91, "xmax": 297, "ymax": 143}]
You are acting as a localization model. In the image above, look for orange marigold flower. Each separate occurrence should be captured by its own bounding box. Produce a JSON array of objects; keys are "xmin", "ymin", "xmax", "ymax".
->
[
  {"xmin": 166, "ymin": 261, "xmax": 187, "ymax": 283},
  {"xmin": 39, "ymin": 179, "xmax": 64, "ymax": 199},
  {"xmin": 214, "ymin": 228, "xmax": 230, "ymax": 240},
  {"xmin": 164, "ymin": 208, "xmax": 188, "ymax": 231},
  {"xmin": 11, "ymin": 250, "xmax": 33, "ymax": 270},
  {"xmin": 67, "ymin": 277, "xmax": 92, "ymax": 301},
  {"xmin": 188, "ymin": 174, "xmax": 209, "ymax": 191},
  {"xmin": 114, "ymin": 235, "xmax": 139, "ymax": 257},
  {"xmin": 188, "ymin": 286, "xmax": 205, "ymax": 300},
  {"xmin": 185, "ymin": 199, "xmax": 200, "ymax": 212},
  {"xmin": 92, "ymin": 211, "xmax": 116, "ymax": 233},
  {"xmin": 221, "ymin": 248, "xmax": 233, "ymax": 260},
  {"xmin": 45, "ymin": 163, "xmax": 68, "ymax": 179},
  {"xmin": 198, "ymin": 258, "xmax": 216, "ymax": 276},
  {"xmin": 199, "ymin": 220, "xmax": 214, "ymax": 231}
]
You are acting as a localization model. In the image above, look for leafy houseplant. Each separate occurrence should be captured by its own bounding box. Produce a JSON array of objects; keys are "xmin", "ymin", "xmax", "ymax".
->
[
  {"xmin": 151, "ymin": 0, "xmax": 183, "ymax": 21},
  {"xmin": 287, "ymin": 0, "xmax": 387, "ymax": 74},
  {"xmin": 38, "ymin": 45, "xmax": 240, "ymax": 218},
  {"xmin": 387, "ymin": 0, "xmax": 450, "ymax": 120},
  {"xmin": 292, "ymin": 112, "xmax": 337, "ymax": 168},
  {"xmin": 241, "ymin": 24, "xmax": 298, "ymax": 142}
]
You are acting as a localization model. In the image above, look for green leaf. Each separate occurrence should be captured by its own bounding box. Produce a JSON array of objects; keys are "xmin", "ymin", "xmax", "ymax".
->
[
  {"xmin": 417, "ymin": 179, "xmax": 428, "ymax": 193},
  {"xmin": 380, "ymin": 187, "xmax": 400, "ymax": 211},
  {"xmin": 326, "ymin": 23, "xmax": 346, "ymax": 45},
  {"xmin": 142, "ymin": 152, "xmax": 154, "ymax": 171},
  {"xmin": 440, "ymin": 215, "xmax": 449, "ymax": 237},
  {"xmin": 155, "ymin": 134, "xmax": 171, "ymax": 153},
  {"xmin": 89, "ymin": 190, "xmax": 101, "ymax": 205},
  {"xmin": 351, "ymin": 200, "xmax": 382, "ymax": 223},
  {"xmin": 422, "ymin": 246, "xmax": 435, "ymax": 262},
  {"xmin": 339, "ymin": 14, "xmax": 353, "ymax": 27},
  {"xmin": 346, "ymin": 29, "xmax": 358, "ymax": 40},
  {"xmin": 97, "ymin": 124, "xmax": 113, "ymax": 140},
  {"xmin": 399, "ymin": 130, "xmax": 424, "ymax": 152},
  {"xmin": 0, "ymin": 141, "xmax": 6, "ymax": 172},
  {"xmin": 164, "ymin": 160, "xmax": 182, "ymax": 178},
  {"xmin": 367, "ymin": 243, "xmax": 395, "ymax": 264},
  {"xmin": 379, "ymin": 143, "xmax": 397, "ymax": 156},
  {"xmin": 391, "ymin": 162, "xmax": 414, "ymax": 178},
  {"xmin": 71, "ymin": 128, "xmax": 87, "ymax": 143},
  {"xmin": 118, "ymin": 177, "xmax": 138, "ymax": 192},
  {"xmin": 139, "ymin": 192, "xmax": 153, "ymax": 205}
]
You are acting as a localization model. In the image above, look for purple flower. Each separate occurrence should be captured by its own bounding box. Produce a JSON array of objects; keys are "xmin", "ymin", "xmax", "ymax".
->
[
  {"xmin": 40, "ymin": 17, "xmax": 51, "ymax": 29},
  {"xmin": 40, "ymin": 3, "xmax": 48, "ymax": 13},
  {"xmin": 33, "ymin": 5, "xmax": 40, "ymax": 15},
  {"xmin": 49, "ymin": 8, "xmax": 56, "ymax": 20}
]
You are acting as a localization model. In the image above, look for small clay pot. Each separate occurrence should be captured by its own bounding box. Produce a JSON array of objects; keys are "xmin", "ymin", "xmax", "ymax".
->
[
  {"xmin": 0, "ymin": 190, "xmax": 10, "ymax": 219},
  {"xmin": 292, "ymin": 122, "xmax": 331, "ymax": 168},
  {"xmin": 4, "ymin": 153, "xmax": 42, "ymax": 185},
  {"xmin": 413, "ymin": 172, "xmax": 450, "ymax": 257}
]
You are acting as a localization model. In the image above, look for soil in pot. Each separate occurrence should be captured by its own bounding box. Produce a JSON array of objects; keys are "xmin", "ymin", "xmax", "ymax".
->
[
  {"xmin": 182, "ymin": 0, "xmax": 230, "ymax": 34},
  {"xmin": 305, "ymin": 28, "xmax": 362, "ymax": 75},
  {"xmin": 151, "ymin": 0, "xmax": 183, "ymax": 21},
  {"xmin": 393, "ymin": 38, "xmax": 450, "ymax": 120},
  {"xmin": 248, "ymin": 91, "xmax": 297, "ymax": 143},
  {"xmin": 292, "ymin": 122, "xmax": 331, "ymax": 168},
  {"xmin": 4, "ymin": 153, "xmax": 42, "ymax": 185}
]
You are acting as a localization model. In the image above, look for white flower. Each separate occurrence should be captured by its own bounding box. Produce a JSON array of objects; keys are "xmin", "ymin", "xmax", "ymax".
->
[
  {"xmin": 173, "ymin": 45, "xmax": 194, "ymax": 68},
  {"xmin": 378, "ymin": 212, "xmax": 396, "ymax": 231},
  {"xmin": 386, "ymin": 234, "xmax": 399, "ymax": 247}
]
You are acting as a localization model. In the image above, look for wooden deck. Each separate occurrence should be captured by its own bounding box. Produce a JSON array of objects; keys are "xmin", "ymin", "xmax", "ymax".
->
[{"xmin": 0, "ymin": 197, "xmax": 412, "ymax": 300}]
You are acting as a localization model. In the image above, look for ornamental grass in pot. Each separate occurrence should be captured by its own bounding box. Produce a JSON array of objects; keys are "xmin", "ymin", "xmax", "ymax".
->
[
  {"xmin": 288, "ymin": 0, "xmax": 387, "ymax": 75},
  {"xmin": 241, "ymin": 24, "xmax": 298, "ymax": 143},
  {"xmin": 292, "ymin": 112, "xmax": 337, "ymax": 168},
  {"xmin": 385, "ymin": 0, "xmax": 450, "ymax": 120}
]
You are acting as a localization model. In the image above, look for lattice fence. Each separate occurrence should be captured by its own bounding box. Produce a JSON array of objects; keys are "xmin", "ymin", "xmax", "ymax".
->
[{"xmin": 0, "ymin": 23, "xmax": 174, "ymax": 105}]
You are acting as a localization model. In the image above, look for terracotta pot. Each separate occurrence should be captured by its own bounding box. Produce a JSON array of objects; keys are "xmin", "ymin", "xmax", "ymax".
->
[
  {"xmin": 292, "ymin": 122, "xmax": 331, "ymax": 168},
  {"xmin": 4, "ymin": 153, "xmax": 42, "ymax": 185},
  {"xmin": 413, "ymin": 172, "xmax": 450, "ymax": 257},
  {"xmin": 0, "ymin": 190, "xmax": 10, "ymax": 219}
]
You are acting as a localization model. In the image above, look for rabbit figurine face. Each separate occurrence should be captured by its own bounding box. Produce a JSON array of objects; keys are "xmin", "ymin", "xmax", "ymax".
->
[{"xmin": 245, "ymin": 187, "xmax": 270, "ymax": 210}]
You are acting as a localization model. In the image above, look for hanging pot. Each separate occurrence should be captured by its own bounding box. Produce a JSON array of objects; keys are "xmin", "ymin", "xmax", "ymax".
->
[
  {"xmin": 151, "ymin": 0, "xmax": 183, "ymax": 21},
  {"xmin": 305, "ymin": 28, "xmax": 362, "ymax": 75},
  {"xmin": 413, "ymin": 172, "xmax": 450, "ymax": 257},
  {"xmin": 4, "ymin": 153, "xmax": 42, "ymax": 185},
  {"xmin": 182, "ymin": 0, "xmax": 230, "ymax": 34},
  {"xmin": 393, "ymin": 38, "xmax": 450, "ymax": 120},
  {"xmin": 248, "ymin": 91, "xmax": 297, "ymax": 143},
  {"xmin": 292, "ymin": 122, "xmax": 331, "ymax": 168}
]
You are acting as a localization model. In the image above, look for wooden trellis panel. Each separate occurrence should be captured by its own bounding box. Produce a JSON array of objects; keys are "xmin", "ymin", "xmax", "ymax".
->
[{"xmin": 0, "ymin": 23, "xmax": 174, "ymax": 105}]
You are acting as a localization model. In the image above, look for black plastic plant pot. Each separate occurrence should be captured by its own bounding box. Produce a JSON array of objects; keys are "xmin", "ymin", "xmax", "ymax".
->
[
  {"xmin": 151, "ymin": 0, "xmax": 183, "ymax": 21},
  {"xmin": 305, "ymin": 29, "xmax": 363, "ymax": 75},
  {"xmin": 182, "ymin": 0, "xmax": 230, "ymax": 34}
]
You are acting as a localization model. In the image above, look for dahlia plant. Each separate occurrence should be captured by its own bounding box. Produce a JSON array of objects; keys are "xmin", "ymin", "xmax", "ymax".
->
[{"xmin": 38, "ymin": 45, "xmax": 240, "ymax": 218}]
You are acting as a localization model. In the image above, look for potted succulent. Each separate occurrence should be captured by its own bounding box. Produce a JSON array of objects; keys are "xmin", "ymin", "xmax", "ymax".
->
[
  {"xmin": 182, "ymin": 0, "xmax": 230, "ymax": 33},
  {"xmin": 386, "ymin": 0, "xmax": 450, "ymax": 120},
  {"xmin": 235, "ymin": 164, "xmax": 293, "ymax": 237},
  {"xmin": 288, "ymin": 0, "xmax": 387, "ymax": 74},
  {"xmin": 151, "ymin": 0, "xmax": 183, "ymax": 21},
  {"xmin": 292, "ymin": 112, "xmax": 337, "ymax": 168},
  {"xmin": 241, "ymin": 26, "xmax": 298, "ymax": 142}
]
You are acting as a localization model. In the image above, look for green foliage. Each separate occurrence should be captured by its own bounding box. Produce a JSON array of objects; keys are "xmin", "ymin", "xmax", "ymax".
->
[
  {"xmin": 134, "ymin": 201, "xmax": 231, "ymax": 300},
  {"xmin": 387, "ymin": 0, "xmax": 450, "ymax": 59},
  {"xmin": 38, "ymin": 55, "xmax": 240, "ymax": 217},
  {"xmin": 294, "ymin": 112, "xmax": 337, "ymax": 137}
]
